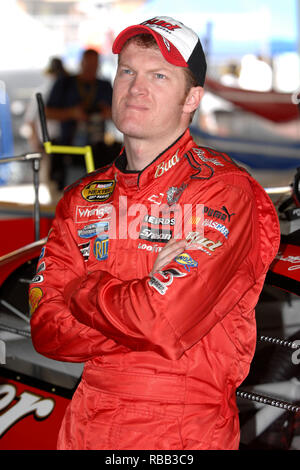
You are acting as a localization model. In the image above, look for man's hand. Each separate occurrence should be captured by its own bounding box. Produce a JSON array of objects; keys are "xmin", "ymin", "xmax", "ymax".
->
[{"xmin": 150, "ymin": 238, "xmax": 187, "ymax": 276}]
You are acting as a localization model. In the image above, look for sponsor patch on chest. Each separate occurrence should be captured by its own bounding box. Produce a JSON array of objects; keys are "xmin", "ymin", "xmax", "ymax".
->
[
  {"xmin": 93, "ymin": 235, "xmax": 109, "ymax": 261},
  {"xmin": 77, "ymin": 221, "xmax": 109, "ymax": 239},
  {"xmin": 75, "ymin": 204, "xmax": 113, "ymax": 223},
  {"xmin": 81, "ymin": 180, "xmax": 115, "ymax": 202},
  {"xmin": 139, "ymin": 227, "xmax": 172, "ymax": 243}
]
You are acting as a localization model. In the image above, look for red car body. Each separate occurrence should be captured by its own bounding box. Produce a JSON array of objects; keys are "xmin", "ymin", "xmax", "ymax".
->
[{"xmin": 0, "ymin": 214, "xmax": 81, "ymax": 450}]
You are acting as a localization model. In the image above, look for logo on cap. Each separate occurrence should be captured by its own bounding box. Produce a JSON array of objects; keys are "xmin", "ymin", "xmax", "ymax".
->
[{"xmin": 142, "ymin": 18, "xmax": 181, "ymax": 32}]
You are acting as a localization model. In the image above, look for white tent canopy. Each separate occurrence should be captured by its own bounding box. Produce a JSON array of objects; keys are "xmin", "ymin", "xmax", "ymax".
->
[{"xmin": 0, "ymin": 0, "xmax": 64, "ymax": 71}]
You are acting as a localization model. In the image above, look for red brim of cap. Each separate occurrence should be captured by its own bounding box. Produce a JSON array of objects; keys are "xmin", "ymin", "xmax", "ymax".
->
[{"xmin": 112, "ymin": 25, "xmax": 188, "ymax": 68}]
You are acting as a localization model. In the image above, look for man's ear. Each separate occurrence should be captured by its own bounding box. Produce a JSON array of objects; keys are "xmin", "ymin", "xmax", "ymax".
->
[{"xmin": 183, "ymin": 86, "xmax": 204, "ymax": 113}]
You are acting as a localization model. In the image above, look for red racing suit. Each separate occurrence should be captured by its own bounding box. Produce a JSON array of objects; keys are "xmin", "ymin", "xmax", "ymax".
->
[{"xmin": 30, "ymin": 129, "xmax": 280, "ymax": 450}]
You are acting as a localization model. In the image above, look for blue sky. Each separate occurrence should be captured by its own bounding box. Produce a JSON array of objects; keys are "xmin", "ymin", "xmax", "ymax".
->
[
  {"xmin": 131, "ymin": 0, "xmax": 298, "ymax": 59},
  {"xmin": 63, "ymin": 1, "xmax": 299, "ymax": 68},
  {"xmin": 141, "ymin": 0, "xmax": 297, "ymax": 39}
]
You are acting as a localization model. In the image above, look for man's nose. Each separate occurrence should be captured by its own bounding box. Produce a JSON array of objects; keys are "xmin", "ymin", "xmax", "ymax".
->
[{"xmin": 129, "ymin": 73, "xmax": 147, "ymax": 96}]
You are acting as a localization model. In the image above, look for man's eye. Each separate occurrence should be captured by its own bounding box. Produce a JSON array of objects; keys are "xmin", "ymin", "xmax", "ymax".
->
[
  {"xmin": 155, "ymin": 73, "xmax": 166, "ymax": 79},
  {"xmin": 122, "ymin": 68, "xmax": 133, "ymax": 75}
]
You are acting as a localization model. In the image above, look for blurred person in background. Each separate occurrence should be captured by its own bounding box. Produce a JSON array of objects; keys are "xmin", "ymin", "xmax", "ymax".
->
[{"xmin": 46, "ymin": 48, "xmax": 117, "ymax": 190}]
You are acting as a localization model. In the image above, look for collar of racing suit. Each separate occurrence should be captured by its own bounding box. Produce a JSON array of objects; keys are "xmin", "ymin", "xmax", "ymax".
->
[{"xmin": 113, "ymin": 128, "xmax": 194, "ymax": 190}]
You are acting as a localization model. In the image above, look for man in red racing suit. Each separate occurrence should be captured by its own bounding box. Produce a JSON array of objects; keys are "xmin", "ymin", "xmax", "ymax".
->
[{"xmin": 30, "ymin": 16, "xmax": 280, "ymax": 450}]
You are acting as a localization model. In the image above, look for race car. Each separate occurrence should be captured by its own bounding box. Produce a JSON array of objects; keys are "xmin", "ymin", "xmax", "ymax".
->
[{"xmin": 0, "ymin": 206, "xmax": 84, "ymax": 449}]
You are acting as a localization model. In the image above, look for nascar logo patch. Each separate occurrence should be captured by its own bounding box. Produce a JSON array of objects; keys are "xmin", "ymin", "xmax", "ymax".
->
[{"xmin": 81, "ymin": 180, "xmax": 115, "ymax": 202}]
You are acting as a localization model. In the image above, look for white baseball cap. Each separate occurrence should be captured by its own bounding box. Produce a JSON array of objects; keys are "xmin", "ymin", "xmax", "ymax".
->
[{"xmin": 112, "ymin": 16, "xmax": 207, "ymax": 87}]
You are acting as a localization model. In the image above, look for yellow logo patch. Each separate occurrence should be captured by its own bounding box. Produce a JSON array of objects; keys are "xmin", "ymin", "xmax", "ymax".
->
[
  {"xmin": 29, "ymin": 287, "xmax": 43, "ymax": 316},
  {"xmin": 81, "ymin": 180, "xmax": 115, "ymax": 202}
]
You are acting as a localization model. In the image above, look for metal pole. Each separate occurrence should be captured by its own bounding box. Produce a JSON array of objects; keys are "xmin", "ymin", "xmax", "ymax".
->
[
  {"xmin": 32, "ymin": 157, "xmax": 40, "ymax": 241},
  {"xmin": 237, "ymin": 389, "xmax": 300, "ymax": 413}
]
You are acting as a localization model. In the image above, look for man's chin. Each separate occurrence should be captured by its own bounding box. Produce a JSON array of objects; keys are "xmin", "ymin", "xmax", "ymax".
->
[{"xmin": 115, "ymin": 123, "xmax": 149, "ymax": 140}]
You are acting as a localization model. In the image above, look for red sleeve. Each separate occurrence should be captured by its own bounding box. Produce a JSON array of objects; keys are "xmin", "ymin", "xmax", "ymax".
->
[
  {"xmin": 68, "ymin": 177, "xmax": 279, "ymax": 360},
  {"xmin": 30, "ymin": 197, "xmax": 118, "ymax": 362}
]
